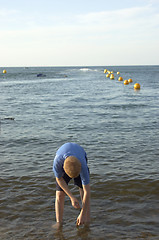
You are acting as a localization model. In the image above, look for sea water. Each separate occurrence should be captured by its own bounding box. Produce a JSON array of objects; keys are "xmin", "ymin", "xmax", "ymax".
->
[{"xmin": 0, "ymin": 66, "xmax": 159, "ymax": 239}]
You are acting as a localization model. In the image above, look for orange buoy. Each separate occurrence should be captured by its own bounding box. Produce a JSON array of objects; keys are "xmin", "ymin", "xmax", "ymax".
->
[
  {"xmin": 117, "ymin": 72, "xmax": 120, "ymax": 75},
  {"xmin": 134, "ymin": 83, "xmax": 140, "ymax": 89},
  {"xmin": 128, "ymin": 78, "xmax": 133, "ymax": 83},
  {"xmin": 118, "ymin": 77, "xmax": 123, "ymax": 81},
  {"xmin": 110, "ymin": 74, "xmax": 114, "ymax": 80},
  {"xmin": 124, "ymin": 80, "xmax": 129, "ymax": 85}
]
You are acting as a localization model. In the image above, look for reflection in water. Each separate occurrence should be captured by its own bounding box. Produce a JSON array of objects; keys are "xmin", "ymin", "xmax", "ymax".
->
[
  {"xmin": 54, "ymin": 229, "xmax": 66, "ymax": 240},
  {"xmin": 77, "ymin": 225, "xmax": 91, "ymax": 240},
  {"xmin": 52, "ymin": 224, "xmax": 91, "ymax": 240}
]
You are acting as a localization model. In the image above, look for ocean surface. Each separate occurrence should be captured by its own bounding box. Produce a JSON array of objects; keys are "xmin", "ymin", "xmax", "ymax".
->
[{"xmin": 0, "ymin": 66, "xmax": 159, "ymax": 240}]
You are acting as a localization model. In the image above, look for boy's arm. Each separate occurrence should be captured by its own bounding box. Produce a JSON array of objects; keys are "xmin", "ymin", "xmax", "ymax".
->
[
  {"xmin": 56, "ymin": 177, "xmax": 80, "ymax": 209},
  {"xmin": 76, "ymin": 184, "xmax": 90, "ymax": 226}
]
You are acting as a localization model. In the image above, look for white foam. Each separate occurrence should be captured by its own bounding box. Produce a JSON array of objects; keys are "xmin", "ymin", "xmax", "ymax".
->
[
  {"xmin": 79, "ymin": 68, "xmax": 99, "ymax": 72},
  {"xmin": 79, "ymin": 68, "xmax": 91, "ymax": 71}
]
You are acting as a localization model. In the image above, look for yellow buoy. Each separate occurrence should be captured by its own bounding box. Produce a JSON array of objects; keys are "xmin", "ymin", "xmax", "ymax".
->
[
  {"xmin": 134, "ymin": 83, "xmax": 140, "ymax": 89},
  {"xmin": 118, "ymin": 77, "xmax": 123, "ymax": 81},
  {"xmin": 106, "ymin": 74, "xmax": 110, "ymax": 78},
  {"xmin": 107, "ymin": 71, "xmax": 111, "ymax": 74},
  {"xmin": 110, "ymin": 74, "xmax": 114, "ymax": 80},
  {"xmin": 111, "ymin": 71, "xmax": 114, "ymax": 74},
  {"xmin": 117, "ymin": 72, "xmax": 120, "ymax": 75},
  {"xmin": 128, "ymin": 78, "xmax": 133, "ymax": 83},
  {"xmin": 104, "ymin": 69, "xmax": 107, "ymax": 73},
  {"xmin": 124, "ymin": 80, "xmax": 129, "ymax": 85},
  {"xmin": 3, "ymin": 69, "xmax": 7, "ymax": 74}
]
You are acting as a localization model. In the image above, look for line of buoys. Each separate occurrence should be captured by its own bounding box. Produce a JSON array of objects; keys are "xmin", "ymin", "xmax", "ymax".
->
[
  {"xmin": 103, "ymin": 68, "xmax": 141, "ymax": 90},
  {"xmin": 110, "ymin": 74, "xmax": 114, "ymax": 80},
  {"xmin": 124, "ymin": 80, "xmax": 129, "ymax": 85},
  {"xmin": 134, "ymin": 83, "xmax": 140, "ymax": 90},
  {"xmin": 128, "ymin": 78, "xmax": 133, "ymax": 83},
  {"xmin": 118, "ymin": 77, "xmax": 123, "ymax": 81}
]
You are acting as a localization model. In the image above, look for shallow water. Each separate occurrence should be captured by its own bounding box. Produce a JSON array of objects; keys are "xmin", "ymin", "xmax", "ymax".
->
[{"xmin": 0, "ymin": 66, "xmax": 159, "ymax": 239}]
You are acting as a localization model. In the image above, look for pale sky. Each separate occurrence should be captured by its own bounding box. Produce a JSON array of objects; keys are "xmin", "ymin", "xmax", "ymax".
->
[{"xmin": 0, "ymin": 0, "xmax": 159, "ymax": 66}]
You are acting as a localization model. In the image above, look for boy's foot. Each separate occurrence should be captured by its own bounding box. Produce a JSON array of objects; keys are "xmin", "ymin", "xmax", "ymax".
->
[{"xmin": 52, "ymin": 222, "xmax": 62, "ymax": 230}]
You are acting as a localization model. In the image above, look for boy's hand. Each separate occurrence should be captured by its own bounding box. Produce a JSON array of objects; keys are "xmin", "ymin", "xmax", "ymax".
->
[
  {"xmin": 76, "ymin": 212, "xmax": 86, "ymax": 226},
  {"xmin": 71, "ymin": 197, "xmax": 80, "ymax": 209}
]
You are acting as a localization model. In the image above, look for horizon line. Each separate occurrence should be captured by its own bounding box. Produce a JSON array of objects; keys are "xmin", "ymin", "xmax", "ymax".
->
[{"xmin": 1, "ymin": 64, "xmax": 159, "ymax": 68}]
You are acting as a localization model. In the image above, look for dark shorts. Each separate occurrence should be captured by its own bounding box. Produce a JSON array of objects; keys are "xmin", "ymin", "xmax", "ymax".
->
[{"xmin": 56, "ymin": 172, "xmax": 82, "ymax": 191}]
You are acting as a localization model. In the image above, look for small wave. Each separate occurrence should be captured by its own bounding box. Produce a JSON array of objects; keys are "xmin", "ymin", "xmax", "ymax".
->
[
  {"xmin": 79, "ymin": 68, "xmax": 91, "ymax": 71},
  {"xmin": 79, "ymin": 68, "xmax": 99, "ymax": 72}
]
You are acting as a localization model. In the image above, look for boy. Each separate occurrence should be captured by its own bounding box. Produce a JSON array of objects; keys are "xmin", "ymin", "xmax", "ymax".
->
[{"xmin": 53, "ymin": 142, "xmax": 90, "ymax": 227}]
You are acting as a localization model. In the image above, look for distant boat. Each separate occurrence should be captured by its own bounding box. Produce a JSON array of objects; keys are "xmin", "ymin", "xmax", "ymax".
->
[{"xmin": 37, "ymin": 73, "xmax": 46, "ymax": 77}]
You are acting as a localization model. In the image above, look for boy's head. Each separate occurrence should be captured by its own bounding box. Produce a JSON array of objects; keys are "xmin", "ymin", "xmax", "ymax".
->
[{"xmin": 64, "ymin": 156, "xmax": 81, "ymax": 178}]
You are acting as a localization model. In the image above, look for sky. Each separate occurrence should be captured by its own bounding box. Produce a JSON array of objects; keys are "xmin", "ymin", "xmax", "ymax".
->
[{"xmin": 0, "ymin": 0, "xmax": 159, "ymax": 66}]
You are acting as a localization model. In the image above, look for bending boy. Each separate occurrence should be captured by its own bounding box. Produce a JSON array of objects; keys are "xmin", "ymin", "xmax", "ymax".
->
[{"xmin": 53, "ymin": 142, "xmax": 90, "ymax": 227}]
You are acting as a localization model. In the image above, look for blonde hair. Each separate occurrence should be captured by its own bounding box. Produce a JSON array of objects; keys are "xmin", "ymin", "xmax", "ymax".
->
[{"xmin": 63, "ymin": 156, "xmax": 81, "ymax": 178}]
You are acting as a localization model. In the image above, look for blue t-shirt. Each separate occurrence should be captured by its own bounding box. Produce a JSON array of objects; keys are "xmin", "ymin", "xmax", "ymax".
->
[{"xmin": 53, "ymin": 143, "xmax": 89, "ymax": 185}]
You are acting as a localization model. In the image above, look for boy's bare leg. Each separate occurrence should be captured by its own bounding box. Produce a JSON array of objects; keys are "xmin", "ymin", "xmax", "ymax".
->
[{"xmin": 55, "ymin": 191, "xmax": 65, "ymax": 225}]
